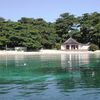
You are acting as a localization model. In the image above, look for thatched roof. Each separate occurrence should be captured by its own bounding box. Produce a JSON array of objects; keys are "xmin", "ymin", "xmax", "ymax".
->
[{"xmin": 63, "ymin": 37, "xmax": 79, "ymax": 45}]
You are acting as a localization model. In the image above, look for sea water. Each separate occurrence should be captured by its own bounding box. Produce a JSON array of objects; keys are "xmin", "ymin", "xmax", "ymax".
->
[{"xmin": 0, "ymin": 53, "xmax": 100, "ymax": 100}]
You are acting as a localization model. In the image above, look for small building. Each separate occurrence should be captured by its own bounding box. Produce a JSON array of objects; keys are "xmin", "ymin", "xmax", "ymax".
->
[
  {"xmin": 61, "ymin": 37, "xmax": 90, "ymax": 51},
  {"xmin": 15, "ymin": 47, "xmax": 27, "ymax": 51}
]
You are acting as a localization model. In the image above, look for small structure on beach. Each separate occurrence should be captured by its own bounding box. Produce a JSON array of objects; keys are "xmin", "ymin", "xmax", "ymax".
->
[
  {"xmin": 15, "ymin": 47, "xmax": 27, "ymax": 51},
  {"xmin": 61, "ymin": 37, "xmax": 90, "ymax": 51}
]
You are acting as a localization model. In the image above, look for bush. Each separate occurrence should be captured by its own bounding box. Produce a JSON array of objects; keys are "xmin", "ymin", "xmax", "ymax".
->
[
  {"xmin": 89, "ymin": 44, "xmax": 99, "ymax": 51},
  {"xmin": 55, "ymin": 43, "xmax": 61, "ymax": 50}
]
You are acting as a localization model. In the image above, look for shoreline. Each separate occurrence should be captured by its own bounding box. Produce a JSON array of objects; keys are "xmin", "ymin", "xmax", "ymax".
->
[{"xmin": 0, "ymin": 50, "xmax": 100, "ymax": 55}]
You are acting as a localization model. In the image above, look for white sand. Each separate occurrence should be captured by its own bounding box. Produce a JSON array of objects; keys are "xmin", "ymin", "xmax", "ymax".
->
[{"xmin": 0, "ymin": 49, "xmax": 98, "ymax": 55}]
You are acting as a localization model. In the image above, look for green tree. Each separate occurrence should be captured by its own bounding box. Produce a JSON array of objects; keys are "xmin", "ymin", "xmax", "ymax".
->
[
  {"xmin": 79, "ymin": 12, "xmax": 100, "ymax": 47},
  {"xmin": 55, "ymin": 13, "xmax": 77, "ymax": 43}
]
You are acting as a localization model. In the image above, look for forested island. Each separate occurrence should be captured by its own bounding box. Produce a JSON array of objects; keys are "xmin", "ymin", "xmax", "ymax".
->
[{"xmin": 0, "ymin": 12, "xmax": 100, "ymax": 51}]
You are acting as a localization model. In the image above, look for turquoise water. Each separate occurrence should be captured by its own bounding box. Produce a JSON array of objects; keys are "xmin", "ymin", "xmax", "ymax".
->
[{"xmin": 0, "ymin": 53, "xmax": 100, "ymax": 100}]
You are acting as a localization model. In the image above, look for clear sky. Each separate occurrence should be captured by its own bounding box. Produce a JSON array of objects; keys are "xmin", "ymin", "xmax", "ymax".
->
[{"xmin": 0, "ymin": 0, "xmax": 100, "ymax": 22}]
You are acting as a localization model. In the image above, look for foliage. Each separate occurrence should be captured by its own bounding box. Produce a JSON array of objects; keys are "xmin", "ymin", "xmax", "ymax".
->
[
  {"xmin": 55, "ymin": 13, "xmax": 77, "ymax": 43},
  {"xmin": 0, "ymin": 18, "xmax": 56, "ymax": 50},
  {"xmin": 55, "ymin": 43, "xmax": 61, "ymax": 50},
  {"xmin": 89, "ymin": 44, "xmax": 99, "ymax": 51},
  {"xmin": 0, "ymin": 12, "xmax": 100, "ymax": 51}
]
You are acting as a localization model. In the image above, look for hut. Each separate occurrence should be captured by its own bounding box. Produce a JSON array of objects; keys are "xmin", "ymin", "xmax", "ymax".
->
[{"xmin": 61, "ymin": 37, "xmax": 90, "ymax": 51}]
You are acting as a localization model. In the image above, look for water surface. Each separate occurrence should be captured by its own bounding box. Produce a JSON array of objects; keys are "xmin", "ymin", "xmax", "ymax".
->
[{"xmin": 0, "ymin": 53, "xmax": 100, "ymax": 100}]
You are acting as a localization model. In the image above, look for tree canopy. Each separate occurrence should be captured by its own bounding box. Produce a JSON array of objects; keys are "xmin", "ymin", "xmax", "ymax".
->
[{"xmin": 0, "ymin": 12, "xmax": 100, "ymax": 50}]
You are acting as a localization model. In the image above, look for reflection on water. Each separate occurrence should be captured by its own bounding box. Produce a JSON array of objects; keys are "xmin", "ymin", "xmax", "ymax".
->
[
  {"xmin": 61, "ymin": 53, "xmax": 89, "ymax": 68},
  {"xmin": 0, "ymin": 54, "xmax": 100, "ymax": 100}
]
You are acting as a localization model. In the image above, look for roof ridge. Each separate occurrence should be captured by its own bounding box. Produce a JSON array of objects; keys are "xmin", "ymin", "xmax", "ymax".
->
[{"xmin": 63, "ymin": 38, "xmax": 79, "ymax": 44}]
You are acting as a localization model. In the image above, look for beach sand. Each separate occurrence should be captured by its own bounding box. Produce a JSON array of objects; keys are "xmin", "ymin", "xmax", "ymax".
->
[{"xmin": 0, "ymin": 49, "xmax": 99, "ymax": 55}]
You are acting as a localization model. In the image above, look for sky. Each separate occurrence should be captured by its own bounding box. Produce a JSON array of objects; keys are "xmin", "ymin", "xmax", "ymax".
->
[{"xmin": 0, "ymin": 0, "xmax": 100, "ymax": 22}]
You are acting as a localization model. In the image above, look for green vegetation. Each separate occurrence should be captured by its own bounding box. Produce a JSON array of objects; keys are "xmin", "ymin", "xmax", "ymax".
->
[
  {"xmin": 55, "ymin": 43, "xmax": 61, "ymax": 50},
  {"xmin": 89, "ymin": 44, "xmax": 99, "ymax": 51},
  {"xmin": 0, "ymin": 12, "xmax": 100, "ymax": 51}
]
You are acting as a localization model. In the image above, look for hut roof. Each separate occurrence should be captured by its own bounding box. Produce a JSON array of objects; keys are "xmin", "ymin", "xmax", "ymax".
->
[{"xmin": 63, "ymin": 37, "xmax": 79, "ymax": 45}]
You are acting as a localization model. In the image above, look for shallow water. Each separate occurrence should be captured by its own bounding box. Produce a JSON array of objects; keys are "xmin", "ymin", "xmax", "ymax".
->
[{"xmin": 0, "ymin": 53, "xmax": 100, "ymax": 100}]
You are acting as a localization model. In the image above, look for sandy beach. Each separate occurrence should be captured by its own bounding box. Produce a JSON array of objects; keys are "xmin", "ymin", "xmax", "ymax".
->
[{"xmin": 0, "ymin": 50, "xmax": 99, "ymax": 55}]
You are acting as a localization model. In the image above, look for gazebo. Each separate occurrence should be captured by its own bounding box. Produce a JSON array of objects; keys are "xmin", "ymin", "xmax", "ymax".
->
[{"xmin": 61, "ymin": 37, "xmax": 89, "ymax": 51}]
